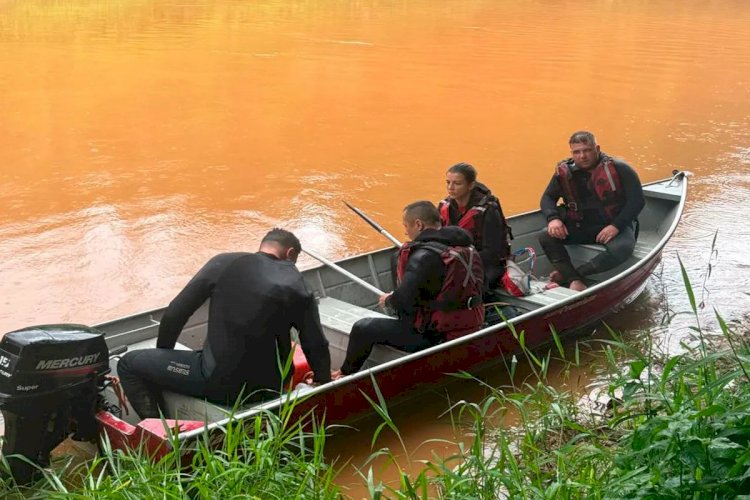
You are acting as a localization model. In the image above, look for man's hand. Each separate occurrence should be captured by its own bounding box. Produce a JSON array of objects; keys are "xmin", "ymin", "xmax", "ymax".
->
[
  {"xmin": 378, "ymin": 292, "xmax": 393, "ymax": 311},
  {"xmin": 596, "ymin": 224, "xmax": 620, "ymax": 244},
  {"xmin": 547, "ymin": 219, "xmax": 568, "ymax": 240}
]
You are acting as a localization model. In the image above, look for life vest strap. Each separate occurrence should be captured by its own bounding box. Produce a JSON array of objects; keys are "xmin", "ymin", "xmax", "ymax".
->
[{"xmin": 426, "ymin": 294, "xmax": 483, "ymax": 311}]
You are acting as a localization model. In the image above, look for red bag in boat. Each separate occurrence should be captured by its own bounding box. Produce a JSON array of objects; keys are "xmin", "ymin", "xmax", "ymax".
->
[{"xmin": 502, "ymin": 247, "xmax": 536, "ymax": 297}]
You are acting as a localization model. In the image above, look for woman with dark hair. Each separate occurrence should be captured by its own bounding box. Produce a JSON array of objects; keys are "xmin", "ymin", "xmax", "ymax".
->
[{"xmin": 438, "ymin": 162, "xmax": 511, "ymax": 289}]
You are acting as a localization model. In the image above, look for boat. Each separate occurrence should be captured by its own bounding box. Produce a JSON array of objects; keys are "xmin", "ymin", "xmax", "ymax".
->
[{"xmin": 0, "ymin": 172, "xmax": 688, "ymax": 465}]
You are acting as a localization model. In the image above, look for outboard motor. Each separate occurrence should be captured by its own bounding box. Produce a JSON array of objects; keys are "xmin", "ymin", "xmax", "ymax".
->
[{"xmin": 0, "ymin": 324, "xmax": 109, "ymax": 483}]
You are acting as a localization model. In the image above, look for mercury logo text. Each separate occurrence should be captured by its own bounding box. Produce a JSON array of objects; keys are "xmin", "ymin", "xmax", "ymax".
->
[{"xmin": 35, "ymin": 353, "xmax": 102, "ymax": 370}]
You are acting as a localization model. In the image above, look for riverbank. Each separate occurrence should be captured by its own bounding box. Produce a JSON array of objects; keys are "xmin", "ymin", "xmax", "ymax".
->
[{"xmin": 1, "ymin": 267, "xmax": 748, "ymax": 498}]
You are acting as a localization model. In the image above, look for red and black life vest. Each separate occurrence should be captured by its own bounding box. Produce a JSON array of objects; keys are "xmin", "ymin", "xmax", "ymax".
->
[
  {"xmin": 396, "ymin": 242, "xmax": 484, "ymax": 341},
  {"xmin": 438, "ymin": 188, "xmax": 511, "ymax": 255},
  {"xmin": 556, "ymin": 155, "xmax": 625, "ymax": 223}
]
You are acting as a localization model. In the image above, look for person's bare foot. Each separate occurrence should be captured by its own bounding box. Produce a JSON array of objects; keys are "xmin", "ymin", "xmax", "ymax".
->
[
  {"xmin": 569, "ymin": 280, "xmax": 587, "ymax": 291},
  {"xmin": 549, "ymin": 270, "xmax": 563, "ymax": 283}
]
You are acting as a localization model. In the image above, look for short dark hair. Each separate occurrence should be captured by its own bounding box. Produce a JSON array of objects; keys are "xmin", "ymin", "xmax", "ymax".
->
[
  {"xmin": 403, "ymin": 201, "xmax": 441, "ymax": 227},
  {"xmin": 447, "ymin": 162, "xmax": 477, "ymax": 183},
  {"xmin": 261, "ymin": 228, "xmax": 301, "ymax": 253},
  {"xmin": 569, "ymin": 130, "xmax": 597, "ymax": 146}
]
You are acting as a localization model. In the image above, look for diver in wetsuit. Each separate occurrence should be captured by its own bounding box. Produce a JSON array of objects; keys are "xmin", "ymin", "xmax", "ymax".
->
[{"xmin": 118, "ymin": 228, "xmax": 331, "ymax": 419}]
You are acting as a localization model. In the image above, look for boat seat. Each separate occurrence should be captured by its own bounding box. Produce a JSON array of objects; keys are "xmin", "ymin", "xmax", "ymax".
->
[
  {"xmin": 110, "ymin": 298, "xmax": 410, "ymax": 424},
  {"xmin": 318, "ymin": 296, "xmax": 392, "ymax": 334},
  {"xmin": 317, "ymin": 296, "xmax": 410, "ymax": 370},
  {"xmin": 493, "ymin": 278, "xmax": 581, "ymax": 308},
  {"xmin": 524, "ymin": 279, "xmax": 581, "ymax": 306},
  {"xmin": 107, "ymin": 337, "xmax": 263, "ymax": 424},
  {"xmin": 508, "ymin": 239, "xmax": 654, "ymax": 309},
  {"xmin": 318, "ymin": 296, "xmax": 393, "ymax": 361},
  {"xmin": 575, "ymin": 240, "xmax": 652, "ymax": 260}
]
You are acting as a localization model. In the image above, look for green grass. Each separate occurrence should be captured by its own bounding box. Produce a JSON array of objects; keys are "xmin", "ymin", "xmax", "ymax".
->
[
  {"xmin": 2, "ymin": 257, "xmax": 749, "ymax": 498},
  {"xmin": 1, "ymin": 403, "xmax": 342, "ymax": 499},
  {"xmin": 360, "ymin": 258, "xmax": 750, "ymax": 499}
]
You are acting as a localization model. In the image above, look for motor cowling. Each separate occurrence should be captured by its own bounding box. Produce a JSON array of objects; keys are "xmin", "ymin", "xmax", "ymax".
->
[{"xmin": 0, "ymin": 324, "xmax": 109, "ymax": 484}]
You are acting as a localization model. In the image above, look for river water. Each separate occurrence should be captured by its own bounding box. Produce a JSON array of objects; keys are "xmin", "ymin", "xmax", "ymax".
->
[{"xmin": 1, "ymin": 0, "xmax": 750, "ymax": 496}]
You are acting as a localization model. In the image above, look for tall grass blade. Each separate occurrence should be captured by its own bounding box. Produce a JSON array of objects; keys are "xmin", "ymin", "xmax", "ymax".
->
[{"xmin": 677, "ymin": 254, "xmax": 697, "ymax": 314}]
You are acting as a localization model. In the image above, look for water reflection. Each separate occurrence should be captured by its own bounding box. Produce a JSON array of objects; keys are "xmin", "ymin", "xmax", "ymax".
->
[{"xmin": 2, "ymin": 0, "xmax": 750, "ymax": 495}]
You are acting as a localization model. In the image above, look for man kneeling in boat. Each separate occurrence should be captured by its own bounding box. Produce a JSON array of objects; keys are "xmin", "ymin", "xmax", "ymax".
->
[
  {"xmin": 538, "ymin": 130, "xmax": 645, "ymax": 291},
  {"xmin": 118, "ymin": 228, "xmax": 332, "ymax": 419},
  {"xmin": 332, "ymin": 201, "xmax": 484, "ymax": 378}
]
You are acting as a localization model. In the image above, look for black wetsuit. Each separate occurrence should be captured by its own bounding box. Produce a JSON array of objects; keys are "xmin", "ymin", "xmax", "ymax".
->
[
  {"xmin": 118, "ymin": 252, "xmax": 331, "ymax": 418},
  {"xmin": 340, "ymin": 226, "xmax": 478, "ymax": 374},
  {"xmin": 538, "ymin": 156, "xmax": 645, "ymax": 284}
]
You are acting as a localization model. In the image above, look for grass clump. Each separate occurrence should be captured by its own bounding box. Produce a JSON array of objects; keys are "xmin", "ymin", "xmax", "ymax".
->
[{"xmin": 1, "ymin": 403, "xmax": 341, "ymax": 499}]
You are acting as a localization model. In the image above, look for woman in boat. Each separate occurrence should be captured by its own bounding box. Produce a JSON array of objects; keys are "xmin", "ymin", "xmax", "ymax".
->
[{"xmin": 438, "ymin": 162, "xmax": 511, "ymax": 289}]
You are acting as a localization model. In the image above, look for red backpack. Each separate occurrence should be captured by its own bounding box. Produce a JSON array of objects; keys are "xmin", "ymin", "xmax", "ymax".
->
[
  {"xmin": 501, "ymin": 247, "xmax": 536, "ymax": 297},
  {"xmin": 397, "ymin": 242, "xmax": 485, "ymax": 340}
]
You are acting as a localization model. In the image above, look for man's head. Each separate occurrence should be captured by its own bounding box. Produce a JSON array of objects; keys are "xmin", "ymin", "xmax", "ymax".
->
[
  {"xmin": 259, "ymin": 228, "xmax": 301, "ymax": 263},
  {"xmin": 568, "ymin": 130, "xmax": 601, "ymax": 170},
  {"xmin": 402, "ymin": 201, "xmax": 441, "ymax": 241}
]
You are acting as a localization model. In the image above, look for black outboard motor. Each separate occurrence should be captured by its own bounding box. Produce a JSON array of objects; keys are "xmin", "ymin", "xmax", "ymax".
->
[{"xmin": 0, "ymin": 324, "xmax": 109, "ymax": 484}]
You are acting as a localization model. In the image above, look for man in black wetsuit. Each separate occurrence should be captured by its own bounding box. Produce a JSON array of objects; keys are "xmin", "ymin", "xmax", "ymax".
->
[
  {"xmin": 332, "ymin": 201, "xmax": 484, "ymax": 378},
  {"xmin": 538, "ymin": 131, "xmax": 645, "ymax": 291},
  {"xmin": 118, "ymin": 228, "xmax": 331, "ymax": 419}
]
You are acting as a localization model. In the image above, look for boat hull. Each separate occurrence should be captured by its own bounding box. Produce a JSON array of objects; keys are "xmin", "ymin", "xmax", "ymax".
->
[{"xmin": 84, "ymin": 172, "xmax": 687, "ymax": 451}]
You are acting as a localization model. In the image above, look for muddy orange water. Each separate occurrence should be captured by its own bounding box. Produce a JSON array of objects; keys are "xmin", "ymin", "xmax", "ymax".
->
[{"xmin": 2, "ymin": 0, "xmax": 750, "ymax": 496}]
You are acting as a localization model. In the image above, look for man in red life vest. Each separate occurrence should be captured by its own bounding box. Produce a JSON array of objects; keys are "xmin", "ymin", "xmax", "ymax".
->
[
  {"xmin": 538, "ymin": 131, "xmax": 645, "ymax": 291},
  {"xmin": 332, "ymin": 201, "xmax": 484, "ymax": 378}
]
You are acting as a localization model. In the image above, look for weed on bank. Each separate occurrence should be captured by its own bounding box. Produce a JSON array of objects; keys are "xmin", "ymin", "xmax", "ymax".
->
[{"xmin": 0, "ymin": 397, "xmax": 342, "ymax": 499}]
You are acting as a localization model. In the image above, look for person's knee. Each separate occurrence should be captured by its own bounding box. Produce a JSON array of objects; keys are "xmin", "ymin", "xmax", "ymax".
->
[
  {"xmin": 351, "ymin": 317, "xmax": 381, "ymax": 336},
  {"xmin": 537, "ymin": 230, "xmax": 555, "ymax": 248},
  {"xmin": 606, "ymin": 233, "xmax": 635, "ymax": 261},
  {"xmin": 117, "ymin": 350, "xmax": 155, "ymax": 381},
  {"xmin": 116, "ymin": 351, "xmax": 136, "ymax": 377},
  {"xmin": 350, "ymin": 318, "xmax": 370, "ymax": 337}
]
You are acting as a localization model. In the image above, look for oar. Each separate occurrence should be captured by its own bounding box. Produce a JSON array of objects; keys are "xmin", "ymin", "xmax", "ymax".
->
[
  {"xmin": 343, "ymin": 201, "xmax": 403, "ymax": 247},
  {"xmin": 302, "ymin": 248, "xmax": 385, "ymax": 297}
]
